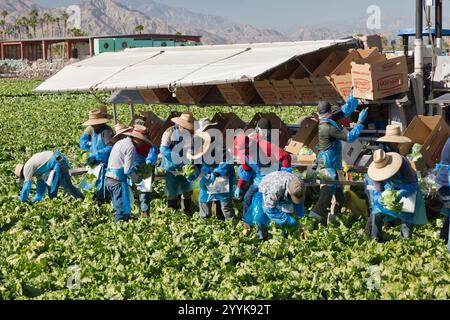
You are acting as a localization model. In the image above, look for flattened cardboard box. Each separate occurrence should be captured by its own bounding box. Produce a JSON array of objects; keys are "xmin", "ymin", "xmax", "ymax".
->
[
  {"xmin": 176, "ymin": 85, "xmax": 212, "ymax": 105},
  {"xmin": 271, "ymin": 79, "xmax": 302, "ymax": 104},
  {"xmin": 399, "ymin": 115, "xmax": 450, "ymax": 168},
  {"xmin": 217, "ymin": 82, "xmax": 257, "ymax": 105},
  {"xmin": 253, "ymin": 80, "xmax": 282, "ymax": 105},
  {"xmin": 351, "ymin": 54, "xmax": 409, "ymax": 101},
  {"xmin": 285, "ymin": 116, "xmax": 320, "ymax": 155}
]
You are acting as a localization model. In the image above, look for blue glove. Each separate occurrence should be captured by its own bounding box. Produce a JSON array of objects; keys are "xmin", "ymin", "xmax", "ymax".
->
[
  {"xmin": 358, "ymin": 108, "xmax": 369, "ymax": 124},
  {"xmin": 341, "ymin": 88, "xmax": 359, "ymax": 118},
  {"xmin": 234, "ymin": 188, "xmax": 242, "ymax": 199}
]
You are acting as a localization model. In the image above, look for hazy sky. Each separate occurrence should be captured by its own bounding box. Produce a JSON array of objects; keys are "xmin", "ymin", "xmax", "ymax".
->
[{"xmin": 34, "ymin": 0, "xmax": 416, "ymax": 31}]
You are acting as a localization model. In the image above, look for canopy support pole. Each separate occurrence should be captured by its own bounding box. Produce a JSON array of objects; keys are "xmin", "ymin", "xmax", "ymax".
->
[
  {"xmin": 112, "ymin": 104, "xmax": 118, "ymax": 125},
  {"xmin": 130, "ymin": 104, "xmax": 136, "ymax": 122}
]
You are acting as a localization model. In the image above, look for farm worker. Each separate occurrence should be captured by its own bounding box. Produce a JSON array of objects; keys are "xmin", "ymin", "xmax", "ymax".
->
[
  {"xmin": 376, "ymin": 125, "xmax": 412, "ymax": 154},
  {"xmin": 15, "ymin": 151, "xmax": 84, "ymax": 203},
  {"xmin": 245, "ymin": 171, "xmax": 306, "ymax": 241},
  {"xmin": 436, "ymin": 138, "xmax": 450, "ymax": 252},
  {"xmin": 235, "ymin": 118, "xmax": 292, "ymax": 220},
  {"xmin": 106, "ymin": 125, "xmax": 151, "ymax": 222},
  {"xmin": 309, "ymin": 92, "xmax": 368, "ymax": 225},
  {"xmin": 160, "ymin": 112, "xmax": 196, "ymax": 215},
  {"xmin": 365, "ymin": 150, "xmax": 428, "ymax": 242},
  {"xmin": 186, "ymin": 119, "xmax": 236, "ymax": 221},
  {"xmin": 79, "ymin": 108, "xmax": 114, "ymax": 203},
  {"xmin": 132, "ymin": 126, "xmax": 159, "ymax": 219}
]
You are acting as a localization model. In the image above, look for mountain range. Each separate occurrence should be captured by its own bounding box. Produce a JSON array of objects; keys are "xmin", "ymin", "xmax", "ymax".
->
[{"xmin": 0, "ymin": 0, "xmax": 443, "ymax": 44}]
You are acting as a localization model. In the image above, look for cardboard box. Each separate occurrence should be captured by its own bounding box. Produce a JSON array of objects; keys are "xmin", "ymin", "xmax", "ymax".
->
[
  {"xmin": 285, "ymin": 116, "xmax": 320, "ymax": 155},
  {"xmin": 139, "ymin": 88, "xmax": 170, "ymax": 104},
  {"xmin": 292, "ymin": 154, "xmax": 317, "ymax": 166},
  {"xmin": 253, "ymin": 80, "xmax": 282, "ymax": 105},
  {"xmin": 330, "ymin": 48, "xmax": 380, "ymax": 100},
  {"xmin": 139, "ymin": 111, "xmax": 165, "ymax": 145},
  {"xmin": 399, "ymin": 115, "xmax": 450, "ymax": 168},
  {"xmin": 247, "ymin": 112, "xmax": 291, "ymax": 148},
  {"xmin": 342, "ymin": 131, "xmax": 365, "ymax": 166},
  {"xmin": 272, "ymin": 79, "xmax": 302, "ymax": 104},
  {"xmin": 217, "ymin": 82, "xmax": 257, "ymax": 105},
  {"xmin": 351, "ymin": 54, "xmax": 409, "ymax": 100},
  {"xmin": 211, "ymin": 112, "xmax": 246, "ymax": 136},
  {"xmin": 162, "ymin": 111, "xmax": 183, "ymax": 132},
  {"xmin": 356, "ymin": 34, "xmax": 383, "ymax": 52},
  {"xmin": 175, "ymin": 85, "xmax": 212, "ymax": 104}
]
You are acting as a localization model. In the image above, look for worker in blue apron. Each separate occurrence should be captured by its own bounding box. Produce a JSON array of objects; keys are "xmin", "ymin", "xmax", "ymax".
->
[
  {"xmin": 79, "ymin": 108, "xmax": 113, "ymax": 203},
  {"xmin": 15, "ymin": 151, "xmax": 84, "ymax": 203},
  {"xmin": 365, "ymin": 150, "xmax": 428, "ymax": 242},
  {"xmin": 187, "ymin": 120, "xmax": 237, "ymax": 221},
  {"xmin": 376, "ymin": 125, "xmax": 412, "ymax": 153},
  {"xmin": 436, "ymin": 137, "xmax": 450, "ymax": 252},
  {"xmin": 160, "ymin": 112, "xmax": 196, "ymax": 215},
  {"xmin": 309, "ymin": 94, "xmax": 368, "ymax": 225},
  {"xmin": 106, "ymin": 126, "xmax": 152, "ymax": 222},
  {"xmin": 244, "ymin": 171, "xmax": 306, "ymax": 241},
  {"xmin": 235, "ymin": 118, "xmax": 292, "ymax": 220}
]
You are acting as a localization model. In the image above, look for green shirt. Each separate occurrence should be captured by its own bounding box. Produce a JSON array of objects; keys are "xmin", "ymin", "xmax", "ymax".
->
[{"xmin": 318, "ymin": 123, "xmax": 348, "ymax": 151}]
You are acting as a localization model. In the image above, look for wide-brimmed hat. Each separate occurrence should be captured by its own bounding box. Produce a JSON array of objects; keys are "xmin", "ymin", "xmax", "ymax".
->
[
  {"xmin": 187, "ymin": 131, "xmax": 212, "ymax": 161},
  {"xmin": 83, "ymin": 109, "xmax": 111, "ymax": 126},
  {"xmin": 288, "ymin": 178, "xmax": 305, "ymax": 205},
  {"xmin": 111, "ymin": 123, "xmax": 132, "ymax": 144},
  {"xmin": 15, "ymin": 163, "xmax": 24, "ymax": 179},
  {"xmin": 377, "ymin": 125, "xmax": 412, "ymax": 144},
  {"xmin": 195, "ymin": 118, "xmax": 218, "ymax": 133},
  {"xmin": 124, "ymin": 124, "xmax": 152, "ymax": 145},
  {"xmin": 368, "ymin": 150, "xmax": 403, "ymax": 182},
  {"xmin": 172, "ymin": 112, "xmax": 196, "ymax": 131}
]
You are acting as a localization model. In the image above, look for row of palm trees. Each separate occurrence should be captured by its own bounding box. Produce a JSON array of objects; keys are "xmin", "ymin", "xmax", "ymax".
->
[{"xmin": 0, "ymin": 9, "xmax": 86, "ymax": 40}]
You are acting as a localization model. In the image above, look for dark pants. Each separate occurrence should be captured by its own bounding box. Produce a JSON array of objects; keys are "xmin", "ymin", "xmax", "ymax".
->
[
  {"xmin": 243, "ymin": 184, "xmax": 258, "ymax": 219},
  {"xmin": 368, "ymin": 213, "xmax": 414, "ymax": 242},
  {"xmin": 311, "ymin": 185, "xmax": 345, "ymax": 222},
  {"xmin": 106, "ymin": 178, "xmax": 130, "ymax": 223},
  {"xmin": 140, "ymin": 192, "xmax": 151, "ymax": 213},
  {"xmin": 199, "ymin": 199, "xmax": 235, "ymax": 221},
  {"xmin": 49, "ymin": 169, "xmax": 84, "ymax": 201},
  {"xmin": 438, "ymin": 187, "xmax": 450, "ymax": 251}
]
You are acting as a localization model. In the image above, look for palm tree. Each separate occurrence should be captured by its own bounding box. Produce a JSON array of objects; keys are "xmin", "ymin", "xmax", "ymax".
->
[
  {"xmin": 29, "ymin": 9, "xmax": 39, "ymax": 39},
  {"xmin": 1, "ymin": 10, "xmax": 7, "ymax": 40},
  {"xmin": 69, "ymin": 27, "xmax": 86, "ymax": 37},
  {"xmin": 55, "ymin": 16, "xmax": 61, "ymax": 37},
  {"xmin": 39, "ymin": 17, "xmax": 45, "ymax": 38},
  {"xmin": 61, "ymin": 12, "xmax": 69, "ymax": 37},
  {"xmin": 49, "ymin": 16, "xmax": 55, "ymax": 37},
  {"xmin": 0, "ymin": 20, "xmax": 5, "ymax": 40},
  {"xmin": 21, "ymin": 17, "xmax": 31, "ymax": 39},
  {"xmin": 43, "ymin": 13, "xmax": 51, "ymax": 37},
  {"xmin": 135, "ymin": 24, "xmax": 144, "ymax": 34},
  {"xmin": 14, "ymin": 19, "xmax": 22, "ymax": 39}
]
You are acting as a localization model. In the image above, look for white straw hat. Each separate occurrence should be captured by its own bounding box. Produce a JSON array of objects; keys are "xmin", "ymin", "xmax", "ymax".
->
[{"xmin": 368, "ymin": 149, "xmax": 403, "ymax": 182}]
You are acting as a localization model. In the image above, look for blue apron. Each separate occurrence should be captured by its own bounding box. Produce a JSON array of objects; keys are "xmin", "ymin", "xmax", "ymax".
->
[
  {"xmin": 436, "ymin": 164, "xmax": 450, "ymax": 217},
  {"xmin": 365, "ymin": 173, "xmax": 428, "ymax": 225},
  {"xmin": 106, "ymin": 168, "xmax": 133, "ymax": 215},
  {"xmin": 160, "ymin": 127, "xmax": 194, "ymax": 197},
  {"xmin": 199, "ymin": 163, "xmax": 236, "ymax": 204},
  {"xmin": 80, "ymin": 126, "xmax": 111, "ymax": 197}
]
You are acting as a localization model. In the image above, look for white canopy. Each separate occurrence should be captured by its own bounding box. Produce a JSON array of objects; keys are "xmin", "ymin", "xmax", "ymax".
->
[{"xmin": 35, "ymin": 39, "xmax": 357, "ymax": 93}]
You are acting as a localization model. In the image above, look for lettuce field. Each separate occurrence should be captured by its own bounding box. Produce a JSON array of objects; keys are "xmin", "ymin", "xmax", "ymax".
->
[{"xmin": 0, "ymin": 80, "xmax": 449, "ymax": 300}]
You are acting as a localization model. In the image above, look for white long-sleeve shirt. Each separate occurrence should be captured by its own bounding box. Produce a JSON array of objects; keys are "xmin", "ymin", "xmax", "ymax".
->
[{"xmin": 106, "ymin": 137, "xmax": 137, "ymax": 181}]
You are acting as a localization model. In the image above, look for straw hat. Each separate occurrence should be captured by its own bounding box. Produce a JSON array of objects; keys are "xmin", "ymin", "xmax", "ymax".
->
[
  {"xmin": 15, "ymin": 163, "xmax": 24, "ymax": 179},
  {"xmin": 111, "ymin": 123, "xmax": 131, "ymax": 144},
  {"xmin": 83, "ymin": 109, "xmax": 111, "ymax": 126},
  {"xmin": 377, "ymin": 125, "xmax": 412, "ymax": 144},
  {"xmin": 368, "ymin": 150, "xmax": 403, "ymax": 182},
  {"xmin": 124, "ymin": 124, "xmax": 152, "ymax": 145},
  {"xmin": 187, "ymin": 131, "xmax": 212, "ymax": 161},
  {"xmin": 288, "ymin": 178, "xmax": 305, "ymax": 205},
  {"xmin": 172, "ymin": 112, "xmax": 196, "ymax": 131}
]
